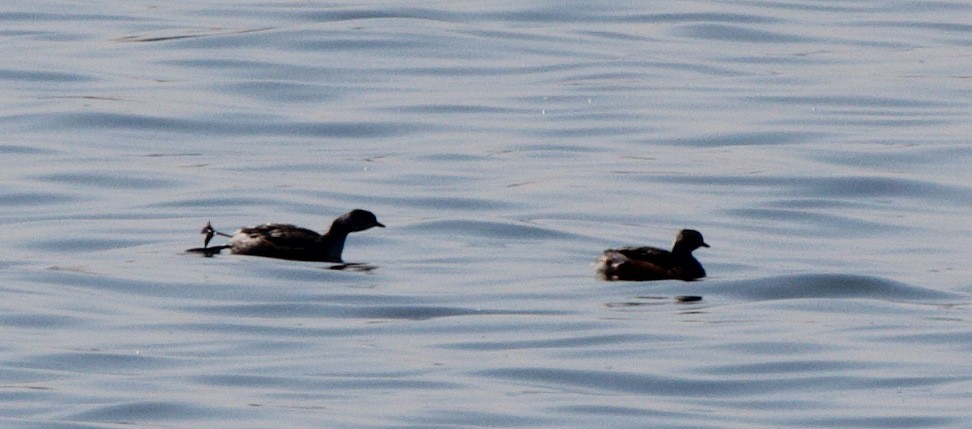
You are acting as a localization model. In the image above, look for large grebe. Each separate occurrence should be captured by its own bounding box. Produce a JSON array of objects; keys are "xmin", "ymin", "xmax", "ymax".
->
[{"xmin": 191, "ymin": 209, "xmax": 384, "ymax": 262}]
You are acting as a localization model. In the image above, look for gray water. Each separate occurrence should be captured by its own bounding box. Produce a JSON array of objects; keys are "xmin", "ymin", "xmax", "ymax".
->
[{"xmin": 2, "ymin": 1, "xmax": 971, "ymax": 428}]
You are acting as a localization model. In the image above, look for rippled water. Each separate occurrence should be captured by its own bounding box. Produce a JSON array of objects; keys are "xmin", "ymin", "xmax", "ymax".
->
[{"xmin": 2, "ymin": 1, "xmax": 971, "ymax": 428}]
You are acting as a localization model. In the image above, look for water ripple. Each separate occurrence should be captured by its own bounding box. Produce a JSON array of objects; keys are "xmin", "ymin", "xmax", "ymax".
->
[
  {"xmin": 673, "ymin": 24, "xmax": 806, "ymax": 43},
  {"xmin": 0, "ymin": 68, "xmax": 94, "ymax": 83},
  {"xmin": 658, "ymin": 273, "xmax": 966, "ymax": 302},
  {"xmin": 184, "ymin": 302, "xmax": 561, "ymax": 321},
  {"xmin": 0, "ymin": 191, "xmax": 75, "ymax": 206},
  {"xmin": 35, "ymin": 172, "xmax": 180, "ymax": 190},
  {"xmin": 5, "ymin": 112, "xmax": 414, "ymax": 138},
  {"xmin": 17, "ymin": 351, "xmax": 175, "ymax": 373},
  {"xmin": 480, "ymin": 367, "xmax": 966, "ymax": 399},
  {"xmin": 645, "ymin": 174, "xmax": 972, "ymax": 204},
  {"xmin": 405, "ymin": 219, "xmax": 580, "ymax": 240},
  {"xmin": 656, "ymin": 131, "xmax": 825, "ymax": 147},
  {"xmin": 67, "ymin": 401, "xmax": 220, "ymax": 423},
  {"xmin": 440, "ymin": 333, "xmax": 671, "ymax": 351}
]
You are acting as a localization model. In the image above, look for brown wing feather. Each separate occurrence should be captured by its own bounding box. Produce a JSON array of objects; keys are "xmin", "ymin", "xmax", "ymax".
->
[
  {"xmin": 616, "ymin": 258, "xmax": 675, "ymax": 281},
  {"xmin": 599, "ymin": 246, "xmax": 680, "ymax": 281}
]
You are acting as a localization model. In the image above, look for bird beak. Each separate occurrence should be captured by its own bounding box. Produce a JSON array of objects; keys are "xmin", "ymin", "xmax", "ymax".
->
[
  {"xmin": 375, "ymin": 222, "xmax": 385, "ymax": 228},
  {"xmin": 701, "ymin": 242, "xmax": 710, "ymax": 248}
]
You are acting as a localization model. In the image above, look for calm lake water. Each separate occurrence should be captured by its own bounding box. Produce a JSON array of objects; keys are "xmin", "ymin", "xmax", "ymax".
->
[{"xmin": 1, "ymin": 1, "xmax": 971, "ymax": 428}]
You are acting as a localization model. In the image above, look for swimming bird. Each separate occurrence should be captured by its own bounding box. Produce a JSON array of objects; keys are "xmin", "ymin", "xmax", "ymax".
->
[
  {"xmin": 596, "ymin": 229, "xmax": 709, "ymax": 281},
  {"xmin": 190, "ymin": 209, "xmax": 384, "ymax": 262}
]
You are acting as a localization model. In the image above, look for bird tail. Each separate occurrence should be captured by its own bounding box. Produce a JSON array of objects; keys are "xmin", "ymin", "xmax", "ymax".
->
[
  {"xmin": 595, "ymin": 250, "xmax": 628, "ymax": 279},
  {"xmin": 200, "ymin": 221, "xmax": 235, "ymax": 247}
]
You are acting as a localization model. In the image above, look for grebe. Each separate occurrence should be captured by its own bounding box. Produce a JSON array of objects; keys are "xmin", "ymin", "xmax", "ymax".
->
[
  {"xmin": 191, "ymin": 209, "xmax": 384, "ymax": 262},
  {"xmin": 596, "ymin": 229, "xmax": 708, "ymax": 281}
]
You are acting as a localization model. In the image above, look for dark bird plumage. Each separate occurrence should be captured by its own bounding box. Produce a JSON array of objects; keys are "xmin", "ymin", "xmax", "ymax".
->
[{"xmin": 596, "ymin": 229, "xmax": 709, "ymax": 281}]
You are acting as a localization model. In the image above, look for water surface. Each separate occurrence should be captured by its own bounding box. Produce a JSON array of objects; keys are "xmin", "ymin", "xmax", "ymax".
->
[{"xmin": 1, "ymin": 1, "xmax": 971, "ymax": 428}]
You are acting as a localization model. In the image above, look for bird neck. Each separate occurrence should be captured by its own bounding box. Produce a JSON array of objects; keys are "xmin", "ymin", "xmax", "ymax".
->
[
  {"xmin": 320, "ymin": 222, "xmax": 351, "ymax": 261},
  {"xmin": 327, "ymin": 217, "xmax": 355, "ymax": 234},
  {"xmin": 671, "ymin": 242, "xmax": 696, "ymax": 256}
]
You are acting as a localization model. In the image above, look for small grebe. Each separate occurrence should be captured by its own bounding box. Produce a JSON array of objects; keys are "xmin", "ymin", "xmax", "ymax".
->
[
  {"xmin": 191, "ymin": 209, "xmax": 384, "ymax": 262},
  {"xmin": 596, "ymin": 229, "xmax": 708, "ymax": 281}
]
